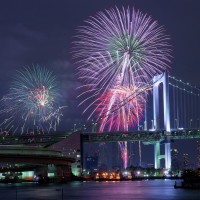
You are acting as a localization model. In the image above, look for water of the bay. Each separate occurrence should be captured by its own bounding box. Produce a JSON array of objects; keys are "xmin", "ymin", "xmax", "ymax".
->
[{"xmin": 0, "ymin": 180, "xmax": 199, "ymax": 200}]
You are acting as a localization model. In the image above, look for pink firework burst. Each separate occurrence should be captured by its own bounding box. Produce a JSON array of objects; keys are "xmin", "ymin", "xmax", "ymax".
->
[{"xmin": 97, "ymin": 86, "xmax": 145, "ymax": 132}]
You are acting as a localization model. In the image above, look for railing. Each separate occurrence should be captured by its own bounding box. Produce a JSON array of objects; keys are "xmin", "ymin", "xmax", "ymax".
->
[
  {"xmin": 0, "ymin": 129, "xmax": 199, "ymax": 145},
  {"xmin": 82, "ymin": 129, "xmax": 200, "ymax": 143}
]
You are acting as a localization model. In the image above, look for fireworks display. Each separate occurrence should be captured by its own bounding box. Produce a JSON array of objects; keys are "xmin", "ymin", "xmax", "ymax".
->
[
  {"xmin": 74, "ymin": 7, "xmax": 171, "ymax": 168},
  {"xmin": 74, "ymin": 7, "xmax": 171, "ymax": 86},
  {"xmin": 0, "ymin": 65, "xmax": 65, "ymax": 134}
]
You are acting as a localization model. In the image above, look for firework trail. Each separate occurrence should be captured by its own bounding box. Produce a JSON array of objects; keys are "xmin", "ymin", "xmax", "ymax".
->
[
  {"xmin": 74, "ymin": 7, "xmax": 171, "ymax": 168},
  {"xmin": 96, "ymin": 85, "xmax": 145, "ymax": 168},
  {"xmin": 0, "ymin": 65, "xmax": 65, "ymax": 134}
]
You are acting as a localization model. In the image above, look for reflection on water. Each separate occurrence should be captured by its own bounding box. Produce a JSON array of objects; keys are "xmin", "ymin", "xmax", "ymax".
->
[{"xmin": 0, "ymin": 180, "xmax": 199, "ymax": 200}]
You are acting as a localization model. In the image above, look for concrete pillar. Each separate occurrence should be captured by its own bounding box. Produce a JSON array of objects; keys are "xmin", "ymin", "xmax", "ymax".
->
[
  {"xmin": 154, "ymin": 143, "xmax": 160, "ymax": 169},
  {"xmin": 163, "ymin": 73, "xmax": 171, "ymax": 169},
  {"xmin": 153, "ymin": 72, "xmax": 171, "ymax": 169},
  {"xmin": 153, "ymin": 74, "xmax": 161, "ymax": 169}
]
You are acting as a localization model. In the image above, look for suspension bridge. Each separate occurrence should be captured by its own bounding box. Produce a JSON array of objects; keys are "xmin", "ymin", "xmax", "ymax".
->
[
  {"xmin": 0, "ymin": 72, "xmax": 199, "ymax": 170},
  {"xmin": 82, "ymin": 72, "xmax": 200, "ymax": 170}
]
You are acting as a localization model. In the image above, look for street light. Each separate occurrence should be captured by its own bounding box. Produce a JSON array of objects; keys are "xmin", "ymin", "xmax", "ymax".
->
[
  {"xmin": 139, "ymin": 125, "xmax": 143, "ymax": 130},
  {"xmin": 82, "ymin": 124, "xmax": 86, "ymax": 131},
  {"xmin": 189, "ymin": 119, "xmax": 192, "ymax": 129},
  {"xmin": 144, "ymin": 120, "xmax": 147, "ymax": 131},
  {"xmin": 92, "ymin": 122, "xmax": 98, "ymax": 132},
  {"xmin": 73, "ymin": 124, "xmax": 76, "ymax": 132},
  {"xmin": 94, "ymin": 123, "xmax": 97, "ymax": 132},
  {"xmin": 137, "ymin": 124, "xmax": 140, "ymax": 131},
  {"xmin": 136, "ymin": 171, "xmax": 141, "ymax": 176},
  {"xmin": 151, "ymin": 120, "xmax": 154, "ymax": 130}
]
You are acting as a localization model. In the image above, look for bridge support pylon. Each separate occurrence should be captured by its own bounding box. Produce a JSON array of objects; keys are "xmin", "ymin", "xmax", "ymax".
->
[
  {"xmin": 153, "ymin": 72, "xmax": 171, "ymax": 169},
  {"xmin": 154, "ymin": 143, "xmax": 160, "ymax": 169}
]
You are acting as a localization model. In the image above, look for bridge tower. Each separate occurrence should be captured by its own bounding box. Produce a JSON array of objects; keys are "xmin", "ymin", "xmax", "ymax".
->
[{"xmin": 153, "ymin": 72, "xmax": 171, "ymax": 169}]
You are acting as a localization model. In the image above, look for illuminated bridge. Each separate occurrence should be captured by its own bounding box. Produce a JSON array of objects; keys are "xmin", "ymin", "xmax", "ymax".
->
[
  {"xmin": 0, "ymin": 128, "xmax": 200, "ymax": 171},
  {"xmin": 84, "ymin": 72, "xmax": 200, "ymax": 170},
  {"xmin": 82, "ymin": 129, "xmax": 200, "ymax": 143},
  {"xmin": 0, "ymin": 72, "xmax": 199, "ymax": 170},
  {"xmin": 0, "ymin": 129, "xmax": 200, "ymax": 145}
]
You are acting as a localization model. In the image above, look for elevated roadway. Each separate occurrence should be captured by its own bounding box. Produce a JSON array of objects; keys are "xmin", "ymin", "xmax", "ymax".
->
[
  {"xmin": 0, "ymin": 132, "xmax": 71, "ymax": 146},
  {"xmin": 0, "ymin": 129, "xmax": 199, "ymax": 146},
  {"xmin": 0, "ymin": 145, "xmax": 75, "ymax": 165},
  {"xmin": 81, "ymin": 129, "xmax": 200, "ymax": 144}
]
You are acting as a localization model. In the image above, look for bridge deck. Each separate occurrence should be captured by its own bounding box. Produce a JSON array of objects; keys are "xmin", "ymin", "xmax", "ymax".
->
[
  {"xmin": 0, "ymin": 129, "xmax": 199, "ymax": 145},
  {"xmin": 82, "ymin": 129, "xmax": 200, "ymax": 143}
]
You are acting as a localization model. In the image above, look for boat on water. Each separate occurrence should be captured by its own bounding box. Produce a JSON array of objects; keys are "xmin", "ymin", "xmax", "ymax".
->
[
  {"xmin": 174, "ymin": 169, "xmax": 200, "ymax": 189},
  {"xmin": 174, "ymin": 179, "xmax": 200, "ymax": 189}
]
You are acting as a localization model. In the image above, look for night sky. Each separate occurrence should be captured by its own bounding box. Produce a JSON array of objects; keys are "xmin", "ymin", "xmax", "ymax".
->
[{"xmin": 0, "ymin": 0, "xmax": 200, "ymax": 165}]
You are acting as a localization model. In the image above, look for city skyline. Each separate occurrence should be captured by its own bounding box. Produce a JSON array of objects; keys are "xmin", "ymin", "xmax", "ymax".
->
[{"xmin": 0, "ymin": 0, "xmax": 200, "ymax": 167}]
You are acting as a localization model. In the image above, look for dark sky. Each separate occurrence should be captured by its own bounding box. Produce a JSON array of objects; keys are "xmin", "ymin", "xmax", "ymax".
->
[
  {"xmin": 0, "ymin": 0, "xmax": 200, "ymax": 131},
  {"xmin": 0, "ymin": 0, "xmax": 199, "ymax": 167}
]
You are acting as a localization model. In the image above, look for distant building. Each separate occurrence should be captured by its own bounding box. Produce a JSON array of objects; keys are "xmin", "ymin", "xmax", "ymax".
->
[
  {"xmin": 171, "ymin": 148, "xmax": 180, "ymax": 171},
  {"xmin": 183, "ymin": 153, "xmax": 189, "ymax": 169},
  {"xmin": 85, "ymin": 154, "xmax": 98, "ymax": 172},
  {"xmin": 128, "ymin": 142, "xmax": 135, "ymax": 167},
  {"xmin": 111, "ymin": 143, "xmax": 122, "ymax": 170},
  {"xmin": 71, "ymin": 149, "xmax": 81, "ymax": 177}
]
